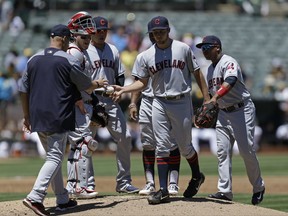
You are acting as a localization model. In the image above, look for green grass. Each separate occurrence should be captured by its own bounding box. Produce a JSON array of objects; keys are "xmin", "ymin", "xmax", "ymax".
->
[{"xmin": 0, "ymin": 152, "xmax": 287, "ymax": 212}]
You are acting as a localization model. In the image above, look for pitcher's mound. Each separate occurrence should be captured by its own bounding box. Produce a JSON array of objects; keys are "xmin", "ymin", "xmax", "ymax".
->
[{"xmin": 1, "ymin": 195, "xmax": 287, "ymax": 216}]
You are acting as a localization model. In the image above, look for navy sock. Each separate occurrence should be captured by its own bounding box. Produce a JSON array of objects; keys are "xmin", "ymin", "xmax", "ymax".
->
[
  {"xmin": 186, "ymin": 152, "xmax": 200, "ymax": 178},
  {"xmin": 142, "ymin": 150, "xmax": 155, "ymax": 182},
  {"xmin": 157, "ymin": 157, "xmax": 169, "ymax": 190},
  {"xmin": 169, "ymin": 148, "xmax": 181, "ymax": 183}
]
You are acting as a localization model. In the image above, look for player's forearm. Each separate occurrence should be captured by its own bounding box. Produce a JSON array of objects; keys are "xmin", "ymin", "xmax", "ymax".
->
[
  {"xmin": 122, "ymin": 79, "xmax": 147, "ymax": 93},
  {"xmin": 19, "ymin": 92, "xmax": 30, "ymax": 118},
  {"xmin": 86, "ymin": 79, "xmax": 108, "ymax": 92},
  {"xmin": 130, "ymin": 91, "xmax": 142, "ymax": 105},
  {"xmin": 194, "ymin": 70, "xmax": 210, "ymax": 101},
  {"xmin": 214, "ymin": 82, "xmax": 231, "ymax": 100}
]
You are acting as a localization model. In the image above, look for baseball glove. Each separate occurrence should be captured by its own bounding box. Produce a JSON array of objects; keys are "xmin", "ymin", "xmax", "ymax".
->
[
  {"xmin": 91, "ymin": 104, "xmax": 109, "ymax": 127},
  {"xmin": 90, "ymin": 92, "xmax": 109, "ymax": 127},
  {"xmin": 194, "ymin": 102, "xmax": 219, "ymax": 128}
]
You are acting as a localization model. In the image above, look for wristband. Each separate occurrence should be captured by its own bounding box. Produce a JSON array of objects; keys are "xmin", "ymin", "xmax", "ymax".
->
[
  {"xmin": 128, "ymin": 103, "xmax": 137, "ymax": 109},
  {"xmin": 216, "ymin": 85, "xmax": 229, "ymax": 97}
]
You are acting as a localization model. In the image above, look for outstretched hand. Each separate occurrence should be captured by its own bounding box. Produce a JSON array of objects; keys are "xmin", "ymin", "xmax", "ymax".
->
[
  {"xmin": 97, "ymin": 77, "xmax": 109, "ymax": 88},
  {"xmin": 111, "ymin": 85, "xmax": 124, "ymax": 102}
]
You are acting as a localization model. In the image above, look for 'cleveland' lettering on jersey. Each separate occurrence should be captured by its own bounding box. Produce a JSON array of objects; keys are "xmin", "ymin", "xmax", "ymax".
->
[
  {"xmin": 93, "ymin": 59, "xmax": 115, "ymax": 69},
  {"xmin": 208, "ymin": 77, "xmax": 224, "ymax": 89},
  {"xmin": 149, "ymin": 59, "xmax": 185, "ymax": 74}
]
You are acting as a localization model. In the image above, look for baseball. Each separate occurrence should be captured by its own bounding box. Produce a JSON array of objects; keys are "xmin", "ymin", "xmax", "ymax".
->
[{"xmin": 105, "ymin": 86, "xmax": 114, "ymax": 94}]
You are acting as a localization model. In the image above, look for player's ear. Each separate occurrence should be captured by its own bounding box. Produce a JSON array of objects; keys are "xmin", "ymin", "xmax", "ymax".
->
[{"xmin": 167, "ymin": 27, "xmax": 170, "ymax": 33}]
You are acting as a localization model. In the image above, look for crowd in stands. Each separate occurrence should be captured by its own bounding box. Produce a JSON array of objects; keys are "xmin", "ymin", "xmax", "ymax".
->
[{"xmin": 1, "ymin": 1, "xmax": 288, "ymax": 158}]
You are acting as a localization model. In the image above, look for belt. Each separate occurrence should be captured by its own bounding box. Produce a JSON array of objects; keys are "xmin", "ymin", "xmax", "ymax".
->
[
  {"xmin": 84, "ymin": 100, "xmax": 93, "ymax": 105},
  {"xmin": 94, "ymin": 91, "xmax": 110, "ymax": 97},
  {"xmin": 221, "ymin": 102, "xmax": 244, "ymax": 112},
  {"xmin": 162, "ymin": 94, "xmax": 185, "ymax": 100}
]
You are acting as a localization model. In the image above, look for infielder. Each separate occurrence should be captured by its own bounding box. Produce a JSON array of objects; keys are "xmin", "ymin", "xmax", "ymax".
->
[
  {"xmin": 86, "ymin": 16, "xmax": 139, "ymax": 193},
  {"xmin": 112, "ymin": 16, "xmax": 210, "ymax": 204},
  {"xmin": 129, "ymin": 21, "xmax": 181, "ymax": 196},
  {"xmin": 66, "ymin": 11, "xmax": 108, "ymax": 199},
  {"xmin": 196, "ymin": 35, "xmax": 265, "ymax": 205}
]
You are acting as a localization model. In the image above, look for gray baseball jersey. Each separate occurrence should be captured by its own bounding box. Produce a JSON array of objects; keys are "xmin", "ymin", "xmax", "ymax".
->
[
  {"xmin": 132, "ymin": 52, "xmax": 177, "ymax": 151},
  {"xmin": 206, "ymin": 54, "xmax": 265, "ymax": 199},
  {"xmin": 137, "ymin": 40, "xmax": 198, "ymax": 97},
  {"xmin": 134, "ymin": 40, "xmax": 199, "ymax": 158},
  {"xmin": 206, "ymin": 54, "xmax": 250, "ymax": 108},
  {"xmin": 86, "ymin": 42, "xmax": 133, "ymax": 189}
]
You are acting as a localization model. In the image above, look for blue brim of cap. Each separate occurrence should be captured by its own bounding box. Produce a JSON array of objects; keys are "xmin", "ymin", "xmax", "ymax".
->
[
  {"xmin": 97, "ymin": 27, "xmax": 111, "ymax": 30},
  {"xmin": 150, "ymin": 27, "xmax": 169, "ymax": 31},
  {"xmin": 196, "ymin": 43, "xmax": 212, "ymax": 48}
]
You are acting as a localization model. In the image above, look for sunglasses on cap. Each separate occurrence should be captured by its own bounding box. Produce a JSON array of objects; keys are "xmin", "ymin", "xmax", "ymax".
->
[{"xmin": 201, "ymin": 44, "xmax": 216, "ymax": 52}]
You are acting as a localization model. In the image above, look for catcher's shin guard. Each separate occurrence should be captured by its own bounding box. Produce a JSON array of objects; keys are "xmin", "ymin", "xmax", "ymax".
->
[
  {"xmin": 66, "ymin": 145, "xmax": 81, "ymax": 193},
  {"xmin": 67, "ymin": 136, "xmax": 97, "ymax": 193}
]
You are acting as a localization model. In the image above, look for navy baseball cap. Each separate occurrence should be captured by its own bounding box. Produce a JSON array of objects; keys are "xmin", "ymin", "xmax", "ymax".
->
[
  {"xmin": 196, "ymin": 35, "xmax": 222, "ymax": 49},
  {"xmin": 93, "ymin": 16, "xmax": 111, "ymax": 30},
  {"xmin": 147, "ymin": 21, "xmax": 152, "ymax": 33},
  {"xmin": 50, "ymin": 24, "xmax": 71, "ymax": 37},
  {"xmin": 150, "ymin": 16, "xmax": 169, "ymax": 31}
]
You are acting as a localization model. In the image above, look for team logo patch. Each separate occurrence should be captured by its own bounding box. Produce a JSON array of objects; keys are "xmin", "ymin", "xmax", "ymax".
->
[{"xmin": 227, "ymin": 63, "xmax": 234, "ymax": 70}]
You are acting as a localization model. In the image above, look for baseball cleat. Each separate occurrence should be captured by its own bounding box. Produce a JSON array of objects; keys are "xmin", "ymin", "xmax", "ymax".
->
[
  {"xmin": 147, "ymin": 188, "xmax": 170, "ymax": 205},
  {"xmin": 55, "ymin": 199, "xmax": 77, "ymax": 211},
  {"xmin": 208, "ymin": 192, "xmax": 232, "ymax": 201},
  {"xmin": 168, "ymin": 183, "xmax": 179, "ymax": 196},
  {"xmin": 183, "ymin": 172, "xmax": 205, "ymax": 198},
  {"xmin": 70, "ymin": 187, "xmax": 98, "ymax": 199},
  {"xmin": 116, "ymin": 183, "xmax": 140, "ymax": 194},
  {"xmin": 23, "ymin": 198, "xmax": 50, "ymax": 216},
  {"xmin": 251, "ymin": 188, "xmax": 265, "ymax": 205},
  {"xmin": 139, "ymin": 182, "xmax": 156, "ymax": 195}
]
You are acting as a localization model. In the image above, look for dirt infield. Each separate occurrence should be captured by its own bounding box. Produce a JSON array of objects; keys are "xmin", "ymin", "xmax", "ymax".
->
[
  {"xmin": 0, "ymin": 175, "xmax": 288, "ymax": 216},
  {"xmin": 2, "ymin": 195, "xmax": 288, "ymax": 216}
]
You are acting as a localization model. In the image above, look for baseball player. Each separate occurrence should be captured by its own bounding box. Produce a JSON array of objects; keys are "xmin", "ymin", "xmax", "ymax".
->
[
  {"xmin": 129, "ymin": 21, "xmax": 181, "ymax": 196},
  {"xmin": 86, "ymin": 16, "xmax": 139, "ymax": 193},
  {"xmin": 112, "ymin": 16, "xmax": 210, "ymax": 204},
  {"xmin": 66, "ymin": 11, "xmax": 109, "ymax": 199},
  {"xmin": 196, "ymin": 35, "xmax": 265, "ymax": 205}
]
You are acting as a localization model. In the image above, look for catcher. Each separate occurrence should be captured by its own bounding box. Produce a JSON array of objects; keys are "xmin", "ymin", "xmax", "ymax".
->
[
  {"xmin": 194, "ymin": 102, "xmax": 219, "ymax": 128},
  {"xmin": 66, "ymin": 11, "xmax": 109, "ymax": 199}
]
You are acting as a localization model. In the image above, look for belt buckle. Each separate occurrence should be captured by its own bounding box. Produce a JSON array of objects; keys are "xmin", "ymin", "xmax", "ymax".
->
[
  {"xmin": 165, "ymin": 96, "xmax": 174, "ymax": 100},
  {"xmin": 226, "ymin": 106, "xmax": 235, "ymax": 112},
  {"xmin": 165, "ymin": 94, "xmax": 183, "ymax": 100}
]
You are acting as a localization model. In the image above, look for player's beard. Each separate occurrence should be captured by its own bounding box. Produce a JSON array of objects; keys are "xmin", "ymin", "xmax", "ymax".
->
[{"xmin": 155, "ymin": 36, "xmax": 169, "ymax": 46}]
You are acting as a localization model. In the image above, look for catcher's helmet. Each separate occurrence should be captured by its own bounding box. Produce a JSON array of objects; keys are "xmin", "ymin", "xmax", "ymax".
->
[{"xmin": 68, "ymin": 11, "xmax": 96, "ymax": 35}]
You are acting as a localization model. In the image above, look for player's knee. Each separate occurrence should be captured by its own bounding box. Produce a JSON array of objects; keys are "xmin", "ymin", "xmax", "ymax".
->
[
  {"xmin": 83, "ymin": 136, "xmax": 98, "ymax": 151},
  {"xmin": 80, "ymin": 144, "xmax": 92, "ymax": 157},
  {"xmin": 142, "ymin": 143, "xmax": 155, "ymax": 151}
]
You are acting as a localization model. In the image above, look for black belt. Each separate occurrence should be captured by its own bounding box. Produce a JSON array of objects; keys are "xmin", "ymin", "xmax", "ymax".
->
[
  {"xmin": 162, "ymin": 94, "xmax": 185, "ymax": 100},
  {"xmin": 84, "ymin": 100, "xmax": 93, "ymax": 105},
  {"xmin": 221, "ymin": 102, "xmax": 244, "ymax": 112},
  {"xmin": 94, "ymin": 91, "xmax": 110, "ymax": 97}
]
